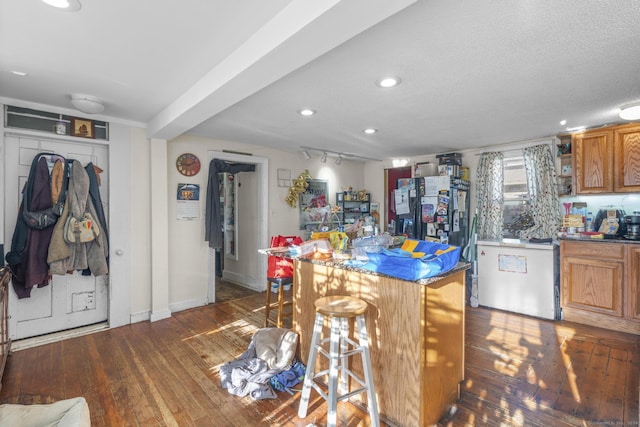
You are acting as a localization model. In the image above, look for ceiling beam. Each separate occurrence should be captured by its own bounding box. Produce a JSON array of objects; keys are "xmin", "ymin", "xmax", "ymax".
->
[{"xmin": 146, "ymin": 0, "xmax": 417, "ymax": 141}]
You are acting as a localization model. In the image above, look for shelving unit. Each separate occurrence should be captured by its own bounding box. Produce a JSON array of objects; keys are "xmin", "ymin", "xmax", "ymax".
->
[
  {"xmin": 335, "ymin": 192, "xmax": 370, "ymax": 224},
  {"xmin": 557, "ymin": 135, "xmax": 573, "ymax": 196},
  {"xmin": 557, "ymin": 153, "xmax": 573, "ymax": 196},
  {"xmin": 221, "ymin": 173, "xmax": 237, "ymax": 260}
]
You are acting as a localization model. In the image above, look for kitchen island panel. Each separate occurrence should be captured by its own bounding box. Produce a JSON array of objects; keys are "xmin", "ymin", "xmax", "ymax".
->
[{"xmin": 293, "ymin": 259, "xmax": 465, "ymax": 426}]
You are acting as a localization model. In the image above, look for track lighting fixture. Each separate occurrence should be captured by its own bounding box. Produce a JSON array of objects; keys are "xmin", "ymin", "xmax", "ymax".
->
[{"xmin": 299, "ymin": 146, "xmax": 380, "ymax": 162}]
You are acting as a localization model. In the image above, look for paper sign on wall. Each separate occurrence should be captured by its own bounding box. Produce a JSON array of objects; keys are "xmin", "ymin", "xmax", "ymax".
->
[
  {"xmin": 177, "ymin": 183, "xmax": 200, "ymax": 220},
  {"xmin": 424, "ymin": 175, "xmax": 450, "ymax": 196},
  {"xmin": 395, "ymin": 189, "xmax": 410, "ymax": 215}
]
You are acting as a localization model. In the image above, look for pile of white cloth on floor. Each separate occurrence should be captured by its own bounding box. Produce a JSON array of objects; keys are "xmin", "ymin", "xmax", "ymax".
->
[
  {"xmin": 0, "ymin": 397, "xmax": 91, "ymax": 427},
  {"xmin": 220, "ymin": 327, "xmax": 298, "ymax": 400}
]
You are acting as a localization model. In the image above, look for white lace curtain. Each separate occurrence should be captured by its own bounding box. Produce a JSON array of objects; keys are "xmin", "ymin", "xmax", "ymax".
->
[
  {"xmin": 520, "ymin": 144, "xmax": 560, "ymax": 239},
  {"xmin": 476, "ymin": 151, "xmax": 504, "ymax": 240},
  {"xmin": 475, "ymin": 144, "xmax": 560, "ymax": 240}
]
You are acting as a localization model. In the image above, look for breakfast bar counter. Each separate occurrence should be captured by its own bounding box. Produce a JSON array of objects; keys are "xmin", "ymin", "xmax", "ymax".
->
[{"xmin": 292, "ymin": 257, "xmax": 469, "ymax": 426}]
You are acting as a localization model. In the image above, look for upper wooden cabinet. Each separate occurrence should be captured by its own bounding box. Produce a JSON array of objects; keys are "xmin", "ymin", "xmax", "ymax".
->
[
  {"xmin": 614, "ymin": 123, "xmax": 640, "ymax": 192},
  {"xmin": 573, "ymin": 128, "xmax": 613, "ymax": 194},
  {"xmin": 571, "ymin": 122, "xmax": 640, "ymax": 194}
]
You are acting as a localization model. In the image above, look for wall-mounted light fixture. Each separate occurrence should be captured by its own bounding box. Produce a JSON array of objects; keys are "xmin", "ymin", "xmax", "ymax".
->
[
  {"xmin": 42, "ymin": 0, "xmax": 81, "ymax": 11},
  {"xmin": 620, "ymin": 102, "xmax": 640, "ymax": 120},
  {"xmin": 70, "ymin": 94, "xmax": 104, "ymax": 114},
  {"xmin": 392, "ymin": 159, "xmax": 409, "ymax": 167}
]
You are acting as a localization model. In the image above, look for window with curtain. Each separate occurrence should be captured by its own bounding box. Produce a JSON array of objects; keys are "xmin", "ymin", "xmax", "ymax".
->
[
  {"xmin": 503, "ymin": 155, "xmax": 532, "ymax": 239},
  {"xmin": 476, "ymin": 143, "xmax": 560, "ymax": 240}
]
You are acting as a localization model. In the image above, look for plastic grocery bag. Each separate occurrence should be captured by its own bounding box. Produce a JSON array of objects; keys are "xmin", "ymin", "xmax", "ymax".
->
[
  {"xmin": 267, "ymin": 235, "xmax": 303, "ymax": 278},
  {"xmin": 360, "ymin": 239, "xmax": 461, "ymax": 281}
]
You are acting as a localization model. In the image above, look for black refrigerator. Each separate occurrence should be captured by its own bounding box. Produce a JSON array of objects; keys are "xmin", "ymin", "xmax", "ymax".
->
[{"xmin": 395, "ymin": 176, "xmax": 470, "ymax": 248}]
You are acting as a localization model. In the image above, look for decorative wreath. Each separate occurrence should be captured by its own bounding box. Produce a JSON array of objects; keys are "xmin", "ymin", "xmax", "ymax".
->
[{"xmin": 285, "ymin": 170, "xmax": 312, "ymax": 207}]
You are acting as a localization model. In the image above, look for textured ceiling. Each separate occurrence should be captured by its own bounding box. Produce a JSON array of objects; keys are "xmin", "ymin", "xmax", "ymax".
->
[{"xmin": 1, "ymin": 0, "xmax": 639, "ymax": 160}]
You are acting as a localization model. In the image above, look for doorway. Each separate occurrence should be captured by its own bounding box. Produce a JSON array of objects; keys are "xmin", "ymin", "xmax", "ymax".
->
[
  {"xmin": 207, "ymin": 151, "xmax": 268, "ymax": 302},
  {"xmin": 384, "ymin": 166, "xmax": 412, "ymax": 233},
  {"xmin": 4, "ymin": 135, "xmax": 110, "ymax": 340}
]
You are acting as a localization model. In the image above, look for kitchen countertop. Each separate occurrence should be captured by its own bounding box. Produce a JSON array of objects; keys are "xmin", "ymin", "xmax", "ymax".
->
[
  {"xmin": 558, "ymin": 235, "xmax": 640, "ymax": 244},
  {"xmin": 295, "ymin": 255, "xmax": 470, "ymax": 285}
]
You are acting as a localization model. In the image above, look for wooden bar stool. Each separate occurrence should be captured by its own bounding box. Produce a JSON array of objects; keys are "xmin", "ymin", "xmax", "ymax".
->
[
  {"xmin": 298, "ymin": 296, "xmax": 379, "ymax": 427},
  {"xmin": 264, "ymin": 277, "xmax": 293, "ymax": 328}
]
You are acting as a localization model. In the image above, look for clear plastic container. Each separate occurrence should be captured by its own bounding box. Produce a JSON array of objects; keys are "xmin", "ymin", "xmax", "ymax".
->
[{"xmin": 351, "ymin": 235, "xmax": 392, "ymax": 253}]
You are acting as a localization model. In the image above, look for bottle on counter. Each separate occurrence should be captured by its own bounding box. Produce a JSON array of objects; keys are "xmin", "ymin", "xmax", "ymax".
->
[{"xmin": 586, "ymin": 212, "xmax": 593, "ymax": 232}]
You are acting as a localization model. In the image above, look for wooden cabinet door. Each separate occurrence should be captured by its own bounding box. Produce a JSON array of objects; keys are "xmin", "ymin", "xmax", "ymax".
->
[
  {"xmin": 627, "ymin": 246, "xmax": 640, "ymax": 321},
  {"xmin": 573, "ymin": 129, "xmax": 613, "ymax": 193},
  {"xmin": 614, "ymin": 124, "xmax": 640, "ymax": 192},
  {"xmin": 562, "ymin": 255, "xmax": 623, "ymax": 317}
]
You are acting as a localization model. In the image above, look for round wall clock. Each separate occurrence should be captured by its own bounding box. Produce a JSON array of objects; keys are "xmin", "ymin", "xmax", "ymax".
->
[{"xmin": 176, "ymin": 153, "xmax": 201, "ymax": 176}]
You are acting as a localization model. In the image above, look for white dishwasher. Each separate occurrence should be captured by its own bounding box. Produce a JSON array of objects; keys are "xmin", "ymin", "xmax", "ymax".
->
[{"xmin": 477, "ymin": 239, "xmax": 559, "ymax": 320}]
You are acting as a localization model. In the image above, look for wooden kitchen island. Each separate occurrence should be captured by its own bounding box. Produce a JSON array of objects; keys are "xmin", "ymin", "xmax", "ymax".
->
[{"xmin": 293, "ymin": 257, "xmax": 469, "ymax": 427}]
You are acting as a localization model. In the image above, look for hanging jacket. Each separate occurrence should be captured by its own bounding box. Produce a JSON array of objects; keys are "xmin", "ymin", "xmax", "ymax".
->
[
  {"xmin": 48, "ymin": 160, "xmax": 108, "ymax": 276},
  {"xmin": 7, "ymin": 157, "xmax": 55, "ymax": 298},
  {"xmin": 47, "ymin": 181, "xmax": 72, "ymax": 274}
]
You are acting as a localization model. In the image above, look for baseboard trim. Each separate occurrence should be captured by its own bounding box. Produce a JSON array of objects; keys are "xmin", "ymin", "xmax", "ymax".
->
[{"xmin": 150, "ymin": 308, "xmax": 172, "ymax": 322}]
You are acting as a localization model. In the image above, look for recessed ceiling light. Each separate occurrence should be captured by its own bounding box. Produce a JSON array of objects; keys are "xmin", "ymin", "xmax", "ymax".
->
[
  {"xmin": 363, "ymin": 128, "xmax": 378, "ymax": 134},
  {"xmin": 559, "ymin": 119, "xmax": 567, "ymax": 126},
  {"xmin": 42, "ymin": 0, "xmax": 81, "ymax": 11},
  {"xmin": 10, "ymin": 70, "xmax": 28, "ymax": 77},
  {"xmin": 566, "ymin": 126, "xmax": 586, "ymax": 132},
  {"xmin": 298, "ymin": 109, "xmax": 316, "ymax": 116},
  {"xmin": 377, "ymin": 77, "xmax": 401, "ymax": 88},
  {"xmin": 619, "ymin": 102, "xmax": 640, "ymax": 120}
]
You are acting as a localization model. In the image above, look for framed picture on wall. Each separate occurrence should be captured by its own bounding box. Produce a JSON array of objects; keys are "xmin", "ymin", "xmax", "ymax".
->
[
  {"xmin": 71, "ymin": 118, "xmax": 96, "ymax": 138},
  {"xmin": 299, "ymin": 179, "xmax": 329, "ymax": 230}
]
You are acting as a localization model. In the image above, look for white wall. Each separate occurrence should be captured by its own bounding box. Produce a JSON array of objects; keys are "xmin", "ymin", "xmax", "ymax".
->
[
  {"xmin": 164, "ymin": 134, "xmax": 367, "ymax": 313},
  {"xmin": 129, "ymin": 127, "xmax": 152, "ymax": 319}
]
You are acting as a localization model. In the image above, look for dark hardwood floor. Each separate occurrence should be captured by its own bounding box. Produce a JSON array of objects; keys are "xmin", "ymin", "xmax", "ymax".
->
[{"xmin": 1, "ymin": 279, "xmax": 638, "ymax": 426}]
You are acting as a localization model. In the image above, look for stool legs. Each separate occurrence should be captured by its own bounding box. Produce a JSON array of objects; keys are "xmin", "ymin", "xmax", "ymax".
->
[
  {"xmin": 298, "ymin": 312, "xmax": 324, "ymax": 418},
  {"xmin": 264, "ymin": 281, "xmax": 291, "ymax": 328},
  {"xmin": 339, "ymin": 317, "xmax": 349, "ymax": 396},
  {"xmin": 277, "ymin": 283, "xmax": 285, "ymax": 327},
  {"xmin": 356, "ymin": 314, "xmax": 380, "ymax": 427},
  {"xmin": 327, "ymin": 316, "xmax": 341, "ymax": 426},
  {"xmin": 264, "ymin": 281, "xmax": 273, "ymax": 328},
  {"xmin": 297, "ymin": 312, "xmax": 379, "ymax": 427}
]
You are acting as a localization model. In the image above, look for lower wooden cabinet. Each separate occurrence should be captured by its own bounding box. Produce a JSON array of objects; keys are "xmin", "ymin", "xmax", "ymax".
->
[
  {"xmin": 628, "ymin": 245, "xmax": 640, "ymax": 321},
  {"xmin": 561, "ymin": 240, "xmax": 640, "ymax": 334}
]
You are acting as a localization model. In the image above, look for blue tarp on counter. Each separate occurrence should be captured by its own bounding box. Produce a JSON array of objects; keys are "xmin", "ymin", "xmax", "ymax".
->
[{"xmin": 359, "ymin": 239, "xmax": 461, "ymax": 281}]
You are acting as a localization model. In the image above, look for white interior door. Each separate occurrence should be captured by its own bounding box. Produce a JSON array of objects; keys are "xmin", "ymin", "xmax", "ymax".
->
[{"xmin": 4, "ymin": 135, "xmax": 109, "ymax": 340}]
